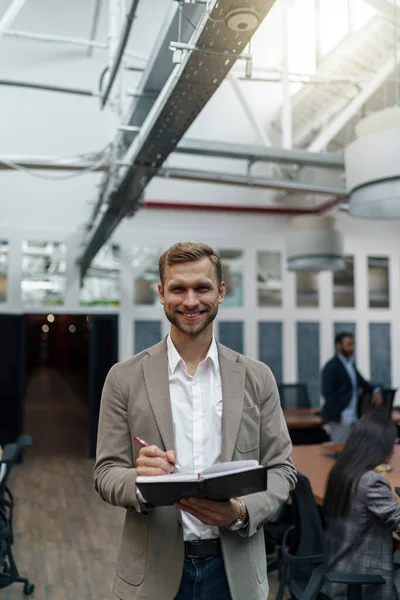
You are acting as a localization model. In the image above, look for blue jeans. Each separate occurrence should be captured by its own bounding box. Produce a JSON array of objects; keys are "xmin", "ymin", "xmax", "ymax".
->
[{"xmin": 175, "ymin": 555, "xmax": 232, "ymax": 600}]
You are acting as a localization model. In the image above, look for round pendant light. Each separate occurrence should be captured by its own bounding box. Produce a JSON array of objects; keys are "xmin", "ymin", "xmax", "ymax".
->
[
  {"xmin": 345, "ymin": 106, "xmax": 400, "ymax": 219},
  {"xmin": 286, "ymin": 215, "xmax": 345, "ymax": 272}
]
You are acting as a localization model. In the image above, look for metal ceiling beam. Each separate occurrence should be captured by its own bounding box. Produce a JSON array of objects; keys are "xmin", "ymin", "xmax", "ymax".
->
[
  {"xmin": 118, "ymin": 1, "xmax": 205, "ymax": 152},
  {"xmin": 4, "ymin": 29, "xmax": 147, "ymax": 61},
  {"xmin": 0, "ymin": 78, "xmax": 97, "ymax": 97},
  {"xmin": 156, "ymin": 166, "xmax": 346, "ymax": 196},
  {"xmin": 87, "ymin": 0, "xmax": 102, "ymax": 58},
  {"xmin": 0, "ymin": 157, "xmax": 107, "ymax": 172},
  {"xmin": 79, "ymin": 0, "xmax": 280, "ymax": 279},
  {"xmin": 144, "ymin": 197, "xmax": 344, "ymax": 214},
  {"xmin": 363, "ymin": 0, "xmax": 400, "ymax": 24},
  {"xmin": 0, "ymin": 0, "xmax": 27, "ymax": 37},
  {"xmin": 174, "ymin": 138, "xmax": 345, "ymax": 169},
  {"xmin": 308, "ymin": 44, "xmax": 400, "ymax": 152},
  {"xmin": 101, "ymin": 0, "xmax": 140, "ymax": 108}
]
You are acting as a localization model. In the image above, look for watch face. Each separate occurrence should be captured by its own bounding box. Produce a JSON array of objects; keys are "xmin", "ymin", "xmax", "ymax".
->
[{"xmin": 229, "ymin": 518, "xmax": 244, "ymax": 531}]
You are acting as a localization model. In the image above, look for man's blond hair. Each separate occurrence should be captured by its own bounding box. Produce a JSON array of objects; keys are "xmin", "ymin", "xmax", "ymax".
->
[{"xmin": 159, "ymin": 242, "xmax": 222, "ymax": 284}]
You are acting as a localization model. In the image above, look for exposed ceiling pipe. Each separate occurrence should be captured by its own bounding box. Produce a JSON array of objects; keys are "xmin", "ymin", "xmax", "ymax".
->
[
  {"xmin": 143, "ymin": 197, "xmax": 344, "ymax": 215},
  {"xmin": 156, "ymin": 166, "xmax": 346, "ymax": 197},
  {"xmin": 87, "ymin": 0, "xmax": 102, "ymax": 58},
  {"xmin": 0, "ymin": 78, "xmax": 97, "ymax": 97},
  {"xmin": 0, "ymin": 0, "xmax": 27, "ymax": 37},
  {"xmin": 101, "ymin": 0, "xmax": 140, "ymax": 108},
  {"xmin": 0, "ymin": 158, "xmax": 107, "ymax": 172},
  {"xmin": 174, "ymin": 139, "xmax": 344, "ymax": 169},
  {"xmin": 5, "ymin": 28, "xmax": 147, "ymax": 61}
]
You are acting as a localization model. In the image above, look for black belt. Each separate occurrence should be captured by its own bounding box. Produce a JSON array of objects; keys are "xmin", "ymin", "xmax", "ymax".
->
[{"xmin": 184, "ymin": 538, "xmax": 222, "ymax": 557}]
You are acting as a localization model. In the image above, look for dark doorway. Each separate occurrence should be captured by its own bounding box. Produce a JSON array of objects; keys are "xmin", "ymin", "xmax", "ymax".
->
[
  {"xmin": 0, "ymin": 314, "xmax": 25, "ymax": 446},
  {"xmin": 23, "ymin": 314, "xmax": 118, "ymax": 459}
]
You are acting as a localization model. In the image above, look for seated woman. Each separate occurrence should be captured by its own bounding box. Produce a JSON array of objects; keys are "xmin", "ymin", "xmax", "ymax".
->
[{"xmin": 324, "ymin": 412, "xmax": 400, "ymax": 600}]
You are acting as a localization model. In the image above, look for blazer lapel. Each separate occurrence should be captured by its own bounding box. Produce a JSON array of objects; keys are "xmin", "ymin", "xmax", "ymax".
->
[
  {"xmin": 219, "ymin": 348, "xmax": 246, "ymax": 462},
  {"xmin": 142, "ymin": 344, "xmax": 175, "ymax": 452}
]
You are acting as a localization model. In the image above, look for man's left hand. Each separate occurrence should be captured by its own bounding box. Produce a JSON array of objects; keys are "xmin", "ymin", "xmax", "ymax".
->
[
  {"xmin": 372, "ymin": 390, "xmax": 383, "ymax": 407},
  {"xmin": 174, "ymin": 498, "xmax": 241, "ymax": 527}
]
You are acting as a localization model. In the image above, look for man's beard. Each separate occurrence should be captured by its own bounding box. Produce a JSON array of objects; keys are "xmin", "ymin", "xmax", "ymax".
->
[{"xmin": 164, "ymin": 303, "xmax": 219, "ymax": 335}]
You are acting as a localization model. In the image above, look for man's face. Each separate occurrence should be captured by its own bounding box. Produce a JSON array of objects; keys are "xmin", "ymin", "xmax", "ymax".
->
[
  {"xmin": 337, "ymin": 336, "xmax": 355, "ymax": 358},
  {"xmin": 158, "ymin": 257, "xmax": 226, "ymax": 337}
]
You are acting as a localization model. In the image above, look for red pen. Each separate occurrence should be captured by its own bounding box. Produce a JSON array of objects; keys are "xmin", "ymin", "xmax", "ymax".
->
[{"xmin": 133, "ymin": 436, "xmax": 180, "ymax": 471}]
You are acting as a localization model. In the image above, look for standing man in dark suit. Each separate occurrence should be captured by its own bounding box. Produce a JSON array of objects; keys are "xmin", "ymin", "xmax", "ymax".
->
[{"xmin": 321, "ymin": 332, "xmax": 383, "ymax": 443}]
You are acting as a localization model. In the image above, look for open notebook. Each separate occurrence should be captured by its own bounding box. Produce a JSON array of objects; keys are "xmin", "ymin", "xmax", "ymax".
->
[{"xmin": 136, "ymin": 460, "xmax": 268, "ymax": 506}]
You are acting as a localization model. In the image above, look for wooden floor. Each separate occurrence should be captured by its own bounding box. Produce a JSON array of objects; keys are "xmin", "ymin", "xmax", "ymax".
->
[{"xmin": 3, "ymin": 367, "xmax": 282, "ymax": 600}]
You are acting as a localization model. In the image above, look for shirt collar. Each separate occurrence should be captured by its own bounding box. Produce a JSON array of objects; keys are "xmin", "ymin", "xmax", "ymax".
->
[
  {"xmin": 337, "ymin": 352, "xmax": 353, "ymax": 365},
  {"xmin": 167, "ymin": 334, "xmax": 219, "ymax": 375}
]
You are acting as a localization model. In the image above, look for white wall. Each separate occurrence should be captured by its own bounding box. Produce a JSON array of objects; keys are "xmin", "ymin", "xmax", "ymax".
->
[{"xmin": 1, "ymin": 208, "xmax": 400, "ymax": 395}]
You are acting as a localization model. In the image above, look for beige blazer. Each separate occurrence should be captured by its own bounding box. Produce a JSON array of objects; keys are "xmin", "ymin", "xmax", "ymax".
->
[{"xmin": 94, "ymin": 338, "xmax": 296, "ymax": 600}]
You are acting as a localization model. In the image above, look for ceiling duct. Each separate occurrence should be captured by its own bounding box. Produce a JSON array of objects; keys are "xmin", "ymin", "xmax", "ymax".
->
[
  {"xmin": 346, "ymin": 106, "xmax": 400, "ymax": 219},
  {"xmin": 286, "ymin": 215, "xmax": 345, "ymax": 272},
  {"xmin": 79, "ymin": 0, "xmax": 278, "ymax": 279}
]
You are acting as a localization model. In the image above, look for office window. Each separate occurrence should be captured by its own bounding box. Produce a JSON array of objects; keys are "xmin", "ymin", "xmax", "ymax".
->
[
  {"xmin": 133, "ymin": 246, "xmax": 161, "ymax": 305},
  {"xmin": 219, "ymin": 322, "xmax": 244, "ymax": 354},
  {"xmin": 296, "ymin": 271, "xmax": 319, "ymax": 308},
  {"xmin": 370, "ymin": 323, "xmax": 391, "ymax": 387},
  {"xmin": 259, "ymin": 322, "xmax": 283, "ymax": 383},
  {"xmin": 219, "ymin": 249, "xmax": 243, "ymax": 308},
  {"xmin": 22, "ymin": 240, "xmax": 66, "ymax": 307},
  {"xmin": 134, "ymin": 321, "xmax": 162, "ymax": 354},
  {"xmin": 0, "ymin": 240, "xmax": 8, "ymax": 303},
  {"xmin": 80, "ymin": 243, "xmax": 121, "ymax": 307},
  {"xmin": 257, "ymin": 251, "xmax": 282, "ymax": 307},
  {"xmin": 297, "ymin": 322, "xmax": 320, "ymax": 407},
  {"xmin": 368, "ymin": 256, "xmax": 389, "ymax": 308},
  {"xmin": 333, "ymin": 256, "xmax": 355, "ymax": 308}
]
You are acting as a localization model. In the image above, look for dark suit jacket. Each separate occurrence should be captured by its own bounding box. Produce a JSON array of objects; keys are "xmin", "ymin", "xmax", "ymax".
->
[{"xmin": 321, "ymin": 355, "xmax": 375, "ymax": 423}]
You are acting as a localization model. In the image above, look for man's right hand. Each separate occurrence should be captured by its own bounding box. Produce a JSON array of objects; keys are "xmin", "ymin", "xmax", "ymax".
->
[{"xmin": 136, "ymin": 445, "xmax": 176, "ymax": 476}]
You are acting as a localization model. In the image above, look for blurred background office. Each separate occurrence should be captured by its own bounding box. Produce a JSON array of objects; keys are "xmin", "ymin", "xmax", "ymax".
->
[{"xmin": 1, "ymin": 0, "xmax": 400, "ymax": 598}]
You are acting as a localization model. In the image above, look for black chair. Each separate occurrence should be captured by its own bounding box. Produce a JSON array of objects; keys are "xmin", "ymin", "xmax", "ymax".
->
[
  {"xmin": 358, "ymin": 388, "xmax": 397, "ymax": 419},
  {"xmin": 264, "ymin": 502, "xmax": 293, "ymax": 575},
  {"xmin": 276, "ymin": 472, "xmax": 385, "ymax": 600},
  {"xmin": 0, "ymin": 444, "xmax": 34, "ymax": 595},
  {"xmin": 278, "ymin": 383, "xmax": 311, "ymax": 409},
  {"xmin": 1, "ymin": 434, "xmax": 32, "ymax": 545}
]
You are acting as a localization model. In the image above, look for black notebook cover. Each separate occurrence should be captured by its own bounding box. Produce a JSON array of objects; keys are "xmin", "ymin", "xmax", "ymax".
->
[{"xmin": 136, "ymin": 466, "xmax": 268, "ymax": 507}]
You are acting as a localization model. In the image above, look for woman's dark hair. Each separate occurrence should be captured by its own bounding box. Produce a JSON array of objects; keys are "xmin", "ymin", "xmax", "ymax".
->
[{"xmin": 324, "ymin": 412, "xmax": 397, "ymax": 520}]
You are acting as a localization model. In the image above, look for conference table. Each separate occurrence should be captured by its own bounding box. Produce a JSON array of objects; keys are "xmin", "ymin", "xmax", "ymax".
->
[
  {"xmin": 283, "ymin": 407, "xmax": 400, "ymax": 430},
  {"xmin": 292, "ymin": 442, "xmax": 400, "ymax": 548}
]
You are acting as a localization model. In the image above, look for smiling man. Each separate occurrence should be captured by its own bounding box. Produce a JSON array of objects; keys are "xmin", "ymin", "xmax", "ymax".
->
[{"xmin": 94, "ymin": 242, "xmax": 296, "ymax": 600}]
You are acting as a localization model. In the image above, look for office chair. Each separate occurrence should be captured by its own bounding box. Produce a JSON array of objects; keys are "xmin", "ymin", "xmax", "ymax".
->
[
  {"xmin": 264, "ymin": 501, "xmax": 293, "ymax": 575},
  {"xmin": 358, "ymin": 388, "xmax": 397, "ymax": 419},
  {"xmin": 1, "ymin": 434, "xmax": 32, "ymax": 545},
  {"xmin": 0, "ymin": 444, "xmax": 35, "ymax": 595},
  {"xmin": 278, "ymin": 383, "xmax": 311, "ymax": 409},
  {"xmin": 275, "ymin": 472, "xmax": 385, "ymax": 600}
]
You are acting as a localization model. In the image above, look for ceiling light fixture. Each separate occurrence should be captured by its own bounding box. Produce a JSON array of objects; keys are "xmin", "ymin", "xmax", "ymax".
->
[
  {"xmin": 225, "ymin": 8, "xmax": 260, "ymax": 32},
  {"xmin": 286, "ymin": 215, "xmax": 345, "ymax": 272}
]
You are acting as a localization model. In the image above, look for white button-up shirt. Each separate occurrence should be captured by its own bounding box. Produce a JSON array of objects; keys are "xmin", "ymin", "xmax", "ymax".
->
[{"xmin": 167, "ymin": 334, "xmax": 223, "ymax": 541}]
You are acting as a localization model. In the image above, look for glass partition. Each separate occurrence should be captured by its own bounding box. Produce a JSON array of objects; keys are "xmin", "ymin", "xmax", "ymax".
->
[
  {"xmin": 296, "ymin": 271, "xmax": 319, "ymax": 308},
  {"xmin": 22, "ymin": 240, "xmax": 66, "ymax": 307},
  {"xmin": 333, "ymin": 256, "xmax": 355, "ymax": 308},
  {"xmin": 133, "ymin": 246, "xmax": 161, "ymax": 305},
  {"xmin": 80, "ymin": 243, "xmax": 121, "ymax": 307},
  {"xmin": 368, "ymin": 256, "xmax": 389, "ymax": 309},
  {"xmin": 218, "ymin": 249, "xmax": 244, "ymax": 308},
  {"xmin": 257, "ymin": 251, "xmax": 282, "ymax": 307}
]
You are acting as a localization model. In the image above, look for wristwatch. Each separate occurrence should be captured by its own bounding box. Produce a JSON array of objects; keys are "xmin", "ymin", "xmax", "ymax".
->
[{"xmin": 228, "ymin": 499, "xmax": 248, "ymax": 531}]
